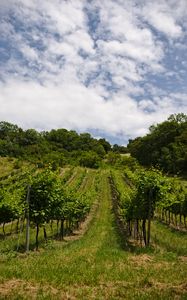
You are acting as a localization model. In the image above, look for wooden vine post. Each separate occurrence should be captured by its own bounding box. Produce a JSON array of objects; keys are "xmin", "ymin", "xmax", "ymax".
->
[
  {"xmin": 147, "ymin": 188, "xmax": 153, "ymax": 246},
  {"xmin": 26, "ymin": 185, "xmax": 31, "ymax": 252}
]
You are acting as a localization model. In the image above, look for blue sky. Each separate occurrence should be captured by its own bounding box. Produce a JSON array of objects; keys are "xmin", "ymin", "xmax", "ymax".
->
[{"xmin": 0, "ymin": 0, "xmax": 187, "ymax": 145}]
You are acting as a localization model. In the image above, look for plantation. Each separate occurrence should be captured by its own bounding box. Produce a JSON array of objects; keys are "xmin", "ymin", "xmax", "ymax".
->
[
  {"xmin": 0, "ymin": 163, "xmax": 98, "ymax": 252},
  {"xmin": 0, "ymin": 115, "xmax": 187, "ymax": 299},
  {"xmin": 0, "ymin": 158, "xmax": 187, "ymax": 299},
  {"xmin": 111, "ymin": 168, "xmax": 187, "ymax": 246}
]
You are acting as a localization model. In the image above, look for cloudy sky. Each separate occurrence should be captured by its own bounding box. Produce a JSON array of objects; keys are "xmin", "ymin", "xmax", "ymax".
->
[{"xmin": 0, "ymin": 0, "xmax": 187, "ymax": 144}]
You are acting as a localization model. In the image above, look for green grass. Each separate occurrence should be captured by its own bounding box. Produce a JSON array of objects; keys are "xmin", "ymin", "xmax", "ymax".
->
[
  {"xmin": 151, "ymin": 220, "xmax": 187, "ymax": 256},
  {"xmin": 0, "ymin": 157, "xmax": 15, "ymax": 178},
  {"xmin": 0, "ymin": 220, "xmax": 60, "ymax": 254},
  {"xmin": 0, "ymin": 170, "xmax": 187, "ymax": 299}
]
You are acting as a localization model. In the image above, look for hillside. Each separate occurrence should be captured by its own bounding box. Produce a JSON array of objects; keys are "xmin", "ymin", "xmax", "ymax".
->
[
  {"xmin": 0, "ymin": 165, "xmax": 187, "ymax": 299},
  {"xmin": 0, "ymin": 115, "xmax": 187, "ymax": 299}
]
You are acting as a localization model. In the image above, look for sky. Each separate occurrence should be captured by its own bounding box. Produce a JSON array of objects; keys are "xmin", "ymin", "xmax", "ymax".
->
[{"xmin": 0, "ymin": 0, "xmax": 187, "ymax": 145}]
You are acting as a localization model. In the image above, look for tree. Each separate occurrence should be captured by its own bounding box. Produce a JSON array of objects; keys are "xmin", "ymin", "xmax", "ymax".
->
[
  {"xmin": 0, "ymin": 121, "xmax": 22, "ymax": 140},
  {"xmin": 98, "ymin": 138, "xmax": 111, "ymax": 152},
  {"xmin": 79, "ymin": 151, "xmax": 101, "ymax": 168},
  {"xmin": 22, "ymin": 129, "xmax": 41, "ymax": 146},
  {"xmin": 128, "ymin": 113, "xmax": 187, "ymax": 175}
]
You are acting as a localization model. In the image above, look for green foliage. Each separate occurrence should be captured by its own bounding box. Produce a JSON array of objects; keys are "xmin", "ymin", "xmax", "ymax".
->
[
  {"xmin": 0, "ymin": 189, "xmax": 14, "ymax": 225},
  {"xmin": 98, "ymin": 138, "xmax": 111, "ymax": 152},
  {"xmin": 107, "ymin": 151, "xmax": 121, "ymax": 165},
  {"xmin": 112, "ymin": 144, "xmax": 128, "ymax": 153},
  {"xmin": 111, "ymin": 167, "xmax": 186, "ymax": 246},
  {"xmin": 0, "ymin": 170, "xmax": 187, "ymax": 300},
  {"xmin": 0, "ymin": 163, "xmax": 99, "ymax": 249},
  {"xmin": 128, "ymin": 113, "xmax": 187, "ymax": 175},
  {"xmin": 133, "ymin": 169, "xmax": 164, "ymax": 218},
  {"xmin": 28, "ymin": 168, "xmax": 60, "ymax": 225},
  {"xmin": 0, "ymin": 186, "xmax": 25, "ymax": 228},
  {"xmin": 0, "ymin": 121, "xmax": 116, "ymax": 167},
  {"xmin": 79, "ymin": 151, "xmax": 101, "ymax": 168}
]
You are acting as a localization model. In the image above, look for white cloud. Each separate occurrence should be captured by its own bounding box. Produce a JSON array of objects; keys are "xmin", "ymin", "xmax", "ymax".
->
[
  {"xmin": 142, "ymin": 1, "xmax": 184, "ymax": 38},
  {"xmin": 0, "ymin": 0, "xmax": 187, "ymax": 143},
  {"xmin": 20, "ymin": 44, "xmax": 38, "ymax": 60},
  {"xmin": 97, "ymin": 39, "xmax": 163, "ymax": 64},
  {"xmin": 64, "ymin": 29, "xmax": 95, "ymax": 55},
  {"xmin": 1, "ymin": 79, "xmax": 186, "ymax": 142}
]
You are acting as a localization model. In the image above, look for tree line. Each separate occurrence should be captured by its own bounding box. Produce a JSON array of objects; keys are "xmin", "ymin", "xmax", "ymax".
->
[
  {"xmin": 0, "ymin": 121, "xmax": 119, "ymax": 168},
  {"xmin": 127, "ymin": 113, "xmax": 187, "ymax": 175}
]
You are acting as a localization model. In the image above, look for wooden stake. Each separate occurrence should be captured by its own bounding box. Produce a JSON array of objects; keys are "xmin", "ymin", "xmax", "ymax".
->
[{"xmin": 26, "ymin": 185, "xmax": 31, "ymax": 252}]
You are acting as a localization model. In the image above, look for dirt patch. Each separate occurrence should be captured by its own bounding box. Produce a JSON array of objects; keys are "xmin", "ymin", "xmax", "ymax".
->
[
  {"xmin": 152, "ymin": 261, "xmax": 173, "ymax": 270},
  {"xmin": 149, "ymin": 280, "xmax": 187, "ymax": 299},
  {"xmin": 179, "ymin": 256, "xmax": 187, "ymax": 263},
  {"xmin": 57, "ymin": 281, "xmax": 187, "ymax": 299},
  {"xmin": 128, "ymin": 254, "xmax": 153, "ymax": 266},
  {"xmin": 0, "ymin": 279, "xmax": 38, "ymax": 298},
  {"xmin": 0, "ymin": 279, "xmax": 59, "ymax": 299},
  {"xmin": 1, "ymin": 279, "xmax": 187, "ymax": 300}
]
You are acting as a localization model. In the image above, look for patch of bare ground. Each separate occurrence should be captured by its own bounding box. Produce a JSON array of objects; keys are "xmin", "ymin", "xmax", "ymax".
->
[
  {"xmin": 0, "ymin": 279, "xmax": 59, "ymax": 299},
  {"xmin": 0, "ymin": 280, "xmax": 123, "ymax": 300},
  {"xmin": 61, "ymin": 281, "xmax": 187, "ymax": 300},
  {"xmin": 179, "ymin": 256, "xmax": 187, "ymax": 262},
  {"xmin": 128, "ymin": 254, "xmax": 177, "ymax": 271},
  {"xmin": 128, "ymin": 254, "xmax": 153, "ymax": 267},
  {"xmin": 147, "ymin": 281, "xmax": 187, "ymax": 299},
  {"xmin": 1, "ymin": 278, "xmax": 187, "ymax": 300},
  {"xmin": 99, "ymin": 280, "xmax": 187, "ymax": 299},
  {"xmin": 0, "ymin": 279, "xmax": 38, "ymax": 299},
  {"xmin": 152, "ymin": 261, "xmax": 174, "ymax": 271}
]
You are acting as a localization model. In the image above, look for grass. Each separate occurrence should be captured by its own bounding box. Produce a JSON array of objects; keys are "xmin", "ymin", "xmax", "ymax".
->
[
  {"xmin": 0, "ymin": 170, "xmax": 187, "ymax": 299},
  {"xmin": 0, "ymin": 157, "xmax": 15, "ymax": 178},
  {"xmin": 151, "ymin": 220, "xmax": 187, "ymax": 256},
  {"xmin": 65, "ymin": 167, "xmax": 85, "ymax": 188}
]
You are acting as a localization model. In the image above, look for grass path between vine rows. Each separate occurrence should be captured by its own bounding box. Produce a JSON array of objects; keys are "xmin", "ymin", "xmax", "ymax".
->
[{"xmin": 0, "ymin": 170, "xmax": 187, "ymax": 299}]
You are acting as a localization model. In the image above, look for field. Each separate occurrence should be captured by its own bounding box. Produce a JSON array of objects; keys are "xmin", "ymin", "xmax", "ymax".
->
[{"xmin": 0, "ymin": 159, "xmax": 187, "ymax": 299}]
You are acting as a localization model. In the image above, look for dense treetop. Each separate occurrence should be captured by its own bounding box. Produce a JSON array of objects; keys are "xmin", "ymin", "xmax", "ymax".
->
[
  {"xmin": 1, "ymin": 113, "xmax": 186, "ymax": 174},
  {"xmin": 0, "ymin": 121, "xmax": 128, "ymax": 168},
  {"xmin": 127, "ymin": 113, "xmax": 187, "ymax": 175}
]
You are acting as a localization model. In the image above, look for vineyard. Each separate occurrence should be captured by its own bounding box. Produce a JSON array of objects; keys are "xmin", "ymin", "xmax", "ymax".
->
[
  {"xmin": 110, "ymin": 168, "xmax": 187, "ymax": 246},
  {"xmin": 0, "ymin": 160, "xmax": 99, "ymax": 252},
  {"xmin": 0, "ymin": 158, "xmax": 187, "ymax": 299}
]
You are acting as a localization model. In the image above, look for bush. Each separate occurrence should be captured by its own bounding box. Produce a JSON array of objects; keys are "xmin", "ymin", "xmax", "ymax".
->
[{"xmin": 79, "ymin": 151, "xmax": 101, "ymax": 168}]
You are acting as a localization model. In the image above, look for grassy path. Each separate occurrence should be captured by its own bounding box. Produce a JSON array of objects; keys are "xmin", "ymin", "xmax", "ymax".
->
[{"xmin": 0, "ymin": 171, "xmax": 187, "ymax": 299}]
